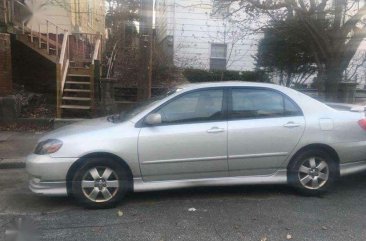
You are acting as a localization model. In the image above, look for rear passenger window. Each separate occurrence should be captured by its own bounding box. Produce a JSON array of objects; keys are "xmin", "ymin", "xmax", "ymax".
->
[
  {"xmin": 230, "ymin": 89, "xmax": 302, "ymax": 119},
  {"xmin": 284, "ymin": 97, "xmax": 302, "ymax": 116}
]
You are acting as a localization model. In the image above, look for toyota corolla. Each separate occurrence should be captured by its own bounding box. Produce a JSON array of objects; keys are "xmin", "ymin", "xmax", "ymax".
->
[{"xmin": 26, "ymin": 82, "xmax": 366, "ymax": 208}]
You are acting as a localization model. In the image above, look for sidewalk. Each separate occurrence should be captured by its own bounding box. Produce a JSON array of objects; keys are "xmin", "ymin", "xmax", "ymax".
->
[{"xmin": 0, "ymin": 131, "xmax": 43, "ymax": 169}]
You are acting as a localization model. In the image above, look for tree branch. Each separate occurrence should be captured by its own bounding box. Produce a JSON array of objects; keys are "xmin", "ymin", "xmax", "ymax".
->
[
  {"xmin": 317, "ymin": 0, "xmax": 329, "ymax": 11},
  {"xmin": 244, "ymin": 0, "xmax": 289, "ymax": 10},
  {"xmin": 341, "ymin": 26, "xmax": 366, "ymax": 70},
  {"xmin": 341, "ymin": 5, "xmax": 366, "ymax": 35}
]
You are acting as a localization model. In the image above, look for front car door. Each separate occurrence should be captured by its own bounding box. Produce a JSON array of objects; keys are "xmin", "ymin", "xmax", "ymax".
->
[
  {"xmin": 228, "ymin": 87, "xmax": 305, "ymax": 176},
  {"xmin": 138, "ymin": 88, "xmax": 229, "ymax": 181}
]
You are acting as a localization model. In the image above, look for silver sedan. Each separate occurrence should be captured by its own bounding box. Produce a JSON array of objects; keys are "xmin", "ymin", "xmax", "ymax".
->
[{"xmin": 26, "ymin": 82, "xmax": 366, "ymax": 208}]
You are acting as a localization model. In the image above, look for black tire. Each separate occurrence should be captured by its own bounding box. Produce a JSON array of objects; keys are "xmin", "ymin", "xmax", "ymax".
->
[
  {"xmin": 71, "ymin": 157, "xmax": 130, "ymax": 209},
  {"xmin": 288, "ymin": 149, "xmax": 338, "ymax": 196}
]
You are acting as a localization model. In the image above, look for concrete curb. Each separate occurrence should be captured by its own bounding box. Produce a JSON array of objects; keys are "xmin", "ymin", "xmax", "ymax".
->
[{"xmin": 0, "ymin": 159, "xmax": 25, "ymax": 169}]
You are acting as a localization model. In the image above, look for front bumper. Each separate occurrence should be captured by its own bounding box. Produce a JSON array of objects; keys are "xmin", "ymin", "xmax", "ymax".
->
[
  {"xmin": 29, "ymin": 178, "xmax": 67, "ymax": 196},
  {"xmin": 26, "ymin": 154, "xmax": 77, "ymax": 196}
]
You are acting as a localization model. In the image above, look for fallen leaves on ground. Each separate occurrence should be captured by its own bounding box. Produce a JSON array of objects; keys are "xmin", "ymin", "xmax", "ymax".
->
[{"xmin": 0, "ymin": 123, "xmax": 52, "ymax": 132}]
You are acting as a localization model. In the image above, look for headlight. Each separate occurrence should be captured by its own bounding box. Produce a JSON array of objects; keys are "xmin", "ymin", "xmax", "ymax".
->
[{"xmin": 34, "ymin": 139, "xmax": 63, "ymax": 155}]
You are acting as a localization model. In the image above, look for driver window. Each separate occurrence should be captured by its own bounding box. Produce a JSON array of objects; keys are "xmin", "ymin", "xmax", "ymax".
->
[{"xmin": 157, "ymin": 89, "xmax": 224, "ymax": 124}]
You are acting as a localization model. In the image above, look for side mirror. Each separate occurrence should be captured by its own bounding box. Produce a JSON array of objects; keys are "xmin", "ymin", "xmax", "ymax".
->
[{"xmin": 145, "ymin": 113, "xmax": 162, "ymax": 125}]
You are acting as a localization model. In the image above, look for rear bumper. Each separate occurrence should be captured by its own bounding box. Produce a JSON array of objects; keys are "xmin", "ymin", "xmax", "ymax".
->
[{"xmin": 340, "ymin": 160, "xmax": 366, "ymax": 176}]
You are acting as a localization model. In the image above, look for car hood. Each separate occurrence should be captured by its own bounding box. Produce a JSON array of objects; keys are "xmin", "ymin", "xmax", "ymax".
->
[{"xmin": 39, "ymin": 117, "xmax": 116, "ymax": 141}]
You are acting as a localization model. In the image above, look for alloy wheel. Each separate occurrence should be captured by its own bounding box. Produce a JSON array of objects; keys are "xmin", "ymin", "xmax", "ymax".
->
[
  {"xmin": 298, "ymin": 157, "xmax": 329, "ymax": 190},
  {"xmin": 81, "ymin": 166, "xmax": 119, "ymax": 203}
]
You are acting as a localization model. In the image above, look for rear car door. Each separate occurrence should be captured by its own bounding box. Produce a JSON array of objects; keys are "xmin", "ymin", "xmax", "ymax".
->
[
  {"xmin": 228, "ymin": 87, "xmax": 305, "ymax": 176},
  {"xmin": 138, "ymin": 88, "xmax": 229, "ymax": 181}
]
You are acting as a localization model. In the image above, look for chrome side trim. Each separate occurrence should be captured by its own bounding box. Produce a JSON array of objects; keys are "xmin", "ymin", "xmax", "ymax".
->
[
  {"xmin": 141, "ymin": 156, "xmax": 227, "ymax": 165},
  {"xmin": 133, "ymin": 170, "xmax": 287, "ymax": 192},
  {"xmin": 340, "ymin": 161, "xmax": 366, "ymax": 176},
  {"xmin": 229, "ymin": 152, "xmax": 288, "ymax": 160},
  {"xmin": 29, "ymin": 178, "xmax": 68, "ymax": 196}
]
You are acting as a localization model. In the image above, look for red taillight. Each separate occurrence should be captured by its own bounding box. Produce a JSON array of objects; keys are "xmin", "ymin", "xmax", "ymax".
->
[{"xmin": 358, "ymin": 119, "xmax": 366, "ymax": 131}]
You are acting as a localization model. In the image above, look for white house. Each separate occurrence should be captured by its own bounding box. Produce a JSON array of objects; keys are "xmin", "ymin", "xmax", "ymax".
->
[{"xmin": 155, "ymin": 0, "xmax": 262, "ymax": 71}]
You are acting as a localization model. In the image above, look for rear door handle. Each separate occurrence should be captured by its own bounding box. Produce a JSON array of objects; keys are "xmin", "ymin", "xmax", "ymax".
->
[
  {"xmin": 207, "ymin": 127, "xmax": 225, "ymax": 133},
  {"xmin": 283, "ymin": 122, "xmax": 301, "ymax": 128}
]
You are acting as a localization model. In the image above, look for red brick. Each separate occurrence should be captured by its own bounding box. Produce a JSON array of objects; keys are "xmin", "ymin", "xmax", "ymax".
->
[{"xmin": 0, "ymin": 33, "xmax": 12, "ymax": 96}]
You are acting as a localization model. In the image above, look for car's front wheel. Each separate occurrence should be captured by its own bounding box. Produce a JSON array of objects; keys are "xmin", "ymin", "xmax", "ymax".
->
[
  {"xmin": 71, "ymin": 158, "xmax": 129, "ymax": 208},
  {"xmin": 288, "ymin": 149, "xmax": 338, "ymax": 195}
]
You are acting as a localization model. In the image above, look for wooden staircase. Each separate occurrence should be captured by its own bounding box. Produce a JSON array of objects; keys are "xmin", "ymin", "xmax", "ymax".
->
[
  {"xmin": 16, "ymin": 34, "xmax": 59, "ymax": 63},
  {"xmin": 61, "ymin": 66, "xmax": 94, "ymax": 115},
  {"xmin": 7, "ymin": 0, "xmax": 102, "ymax": 118}
]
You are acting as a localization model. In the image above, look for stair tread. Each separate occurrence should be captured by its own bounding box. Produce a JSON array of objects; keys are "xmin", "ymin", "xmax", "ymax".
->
[
  {"xmin": 69, "ymin": 66, "xmax": 90, "ymax": 68},
  {"xmin": 62, "ymin": 96, "xmax": 91, "ymax": 101},
  {"xmin": 66, "ymin": 81, "xmax": 90, "ymax": 85},
  {"xmin": 69, "ymin": 60, "xmax": 92, "ymax": 63},
  {"xmin": 67, "ymin": 74, "xmax": 91, "ymax": 77},
  {"xmin": 61, "ymin": 105, "xmax": 91, "ymax": 110},
  {"xmin": 64, "ymin": 89, "xmax": 91, "ymax": 92}
]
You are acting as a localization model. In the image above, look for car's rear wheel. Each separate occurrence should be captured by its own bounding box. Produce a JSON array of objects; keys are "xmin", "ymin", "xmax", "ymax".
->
[
  {"xmin": 71, "ymin": 158, "xmax": 129, "ymax": 208},
  {"xmin": 288, "ymin": 149, "xmax": 338, "ymax": 195}
]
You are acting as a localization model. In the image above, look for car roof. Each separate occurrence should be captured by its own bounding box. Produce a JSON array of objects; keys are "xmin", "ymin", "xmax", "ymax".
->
[{"xmin": 176, "ymin": 81, "xmax": 282, "ymax": 91}]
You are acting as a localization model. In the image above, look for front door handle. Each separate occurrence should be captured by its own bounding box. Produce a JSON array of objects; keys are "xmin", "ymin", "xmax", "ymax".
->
[
  {"xmin": 283, "ymin": 122, "xmax": 301, "ymax": 128},
  {"xmin": 207, "ymin": 127, "xmax": 225, "ymax": 133}
]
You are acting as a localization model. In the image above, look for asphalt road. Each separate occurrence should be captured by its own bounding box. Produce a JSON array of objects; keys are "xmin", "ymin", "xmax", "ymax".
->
[{"xmin": 0, "ymin": 169, "xmax": 366, "ymax": 241}]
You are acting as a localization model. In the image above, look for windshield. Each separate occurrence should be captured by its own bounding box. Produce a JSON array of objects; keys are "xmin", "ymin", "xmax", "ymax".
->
[{"xmin": 117, "ymin": 88, "xmax": 180, "ymax": 121}]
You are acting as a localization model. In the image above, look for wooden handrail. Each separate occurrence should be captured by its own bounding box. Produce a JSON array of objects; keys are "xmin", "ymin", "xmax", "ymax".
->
[
  {"xmin": 60, "ymin": 59, "xmax": 69, "ymax": 96},
  {"xmin": 59, "ymin": 31, "xmax": 69, "ymax": 65},
  {"xmin": 92, "ymin": 38, "xmax": 101, "ymax": 64}
]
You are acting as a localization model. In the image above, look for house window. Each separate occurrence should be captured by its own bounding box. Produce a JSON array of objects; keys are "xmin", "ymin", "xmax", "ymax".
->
[
  {"xmin": 211, "ymin": 0, "xmax": 230, "ymax": 18},
  {"xmin": 88, "ymin": 0, "xmax": 93, "ymax": 26},
  {"xmin": 210, "ymin": 43, "xmax": 227, "ymax": 70}
]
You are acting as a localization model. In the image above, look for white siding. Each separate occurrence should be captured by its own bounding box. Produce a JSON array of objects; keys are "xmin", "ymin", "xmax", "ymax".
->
[
  {"xmin": 155, "ymin": 0, "xmax": 175, "ymax": 42},
  {"xmin": 156, "ymin": 0, "xmax": 262, "ymax": 71},
  {"xmin": 25, "ymin": 0, "xmax": 73, "ymax": 33}
]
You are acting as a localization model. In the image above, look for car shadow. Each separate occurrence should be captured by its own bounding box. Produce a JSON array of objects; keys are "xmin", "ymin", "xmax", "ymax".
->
[
  {"xmin": 8, "ymin": 171, "xmax": 366, "ymax": 211},
  {"xmin": 124, "ymin": 171, "xmax": 366, "ymax": 204}
]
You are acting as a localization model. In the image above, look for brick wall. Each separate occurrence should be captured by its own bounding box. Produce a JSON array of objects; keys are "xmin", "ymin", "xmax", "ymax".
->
[{"xmin": 0, "ymin": 33, "xmax": 12, "ymax": 96}]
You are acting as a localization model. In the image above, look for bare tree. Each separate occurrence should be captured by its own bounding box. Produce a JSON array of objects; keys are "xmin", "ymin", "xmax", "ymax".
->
[{"xmin": 220, "ymin": 0, "xmax": 366, "ymax": 100}]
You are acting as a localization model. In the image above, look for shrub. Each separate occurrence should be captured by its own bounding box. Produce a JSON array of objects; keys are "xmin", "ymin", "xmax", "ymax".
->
[{"xmin": 183, "ymin": 69, "xmax": 269, "ymax": 83}]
